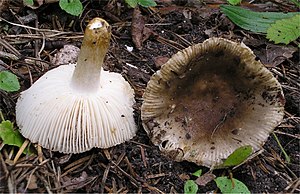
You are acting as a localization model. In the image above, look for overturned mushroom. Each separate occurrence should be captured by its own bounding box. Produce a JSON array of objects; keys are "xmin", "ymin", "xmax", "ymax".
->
[
  {"xmin": 141, "ymin": 38, "xmax": 285, "ymax": 168},
  {"xmin": 16, "ymin": 18, "xmax": 137, "ymax": 153}
]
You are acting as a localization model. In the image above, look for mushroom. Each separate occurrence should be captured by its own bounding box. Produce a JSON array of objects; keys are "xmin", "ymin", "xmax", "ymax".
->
[
  {"xmin": 16, "ymin": 18, "xmax": 137, "ymax": 153},
  {"xmin": 141, "ymin": 38, "xmax": 285, "ymax": 168}
]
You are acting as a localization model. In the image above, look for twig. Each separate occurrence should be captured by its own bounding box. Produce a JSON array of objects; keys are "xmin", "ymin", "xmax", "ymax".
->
[
  {"xmin": 0, "ymin": 17, "xmax": 62, "ymax": 33},
  {"xmin": 13, "ymin": 139, "xmax": 30, "ymax": 164},
  {"xmin": 274, "ymin": 130, "xmax": 300, "ymax": 139},
  {"xmin": 0, "ymin": 152, "xmax": 9, "ymax": 178},
  {"xmin": 0, "ymin": 50, "xmax": 19, "ymax": 61},
  {"xmin": 63, "ymin": 155, "xmax": 90, "ymax": 171},
  {"xmin": 100, "ymin": 162, "xmax": 111, "ymax": 193},
  {"xmin": 111, "ymin": 160, "xmax": 140, "ymax": 188},
  {"xmin": 271, "ymin": 68, "xmax": 300, "ymax": 88},
  {"xmin": 0, "ymin": 39, "xmax": 22, "ymax": 56},
  {"xmin": 138, "ymin": 145, "xmax": 148, "ymax": 168},
  {"xmin": 24, "ymin": 166, "xmax": 38, "ymax": 192}
]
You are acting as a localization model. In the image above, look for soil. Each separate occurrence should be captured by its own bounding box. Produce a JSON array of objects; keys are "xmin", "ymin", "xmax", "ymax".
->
[{"xmin": 0, "ymin": 0, "xmax": 299, "ymax": 193}]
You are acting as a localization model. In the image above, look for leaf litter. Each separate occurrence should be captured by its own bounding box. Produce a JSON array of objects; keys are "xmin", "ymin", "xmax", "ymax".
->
[{"xmin": 0, "ymin": 1, "xmax": 299, "ymax": 193}]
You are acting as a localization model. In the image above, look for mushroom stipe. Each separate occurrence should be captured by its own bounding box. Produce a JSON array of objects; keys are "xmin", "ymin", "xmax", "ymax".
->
[{"xmin": 16, "ymin": 18, "xmax": 137, "ymax": 153}]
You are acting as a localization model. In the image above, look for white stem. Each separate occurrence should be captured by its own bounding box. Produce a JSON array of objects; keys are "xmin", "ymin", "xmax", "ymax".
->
[{"xmin": 71, "ymin": 18, "xmax": 111, "ymax": 92}]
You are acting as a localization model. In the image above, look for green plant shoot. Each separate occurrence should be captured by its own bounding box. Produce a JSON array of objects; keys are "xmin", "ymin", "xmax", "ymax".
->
[
  {"xmin": 215, "ymin": 177, "xmax": 250, "ymax": 193},
  {"xmin": 272, "ymin": 132, "xmax": 291, "ymax": 163},
  {"xmin": 59, "ymin": 0, "xmax": 83, "ymax": 16},
  {"xmin": 227, "ymin": 0, "xmax": 242, "ymax": 5},
  {"xmin": 192, "ymin": 169, "xmax": 202, "ymax": 177},
  {"xmin": 0, "ymin": 121, "xmax": 24, "ymax": 148},
  {"xmin": 23, "ymin": 0, "xmax": 34, "ymax": 6},
  {"xmin": 0, "ymin": 71, "xmax": 20, "ymax": 92},
  {"xmin": 184, "ymin": 180, "xmax": 198, "ymax": 194},
  {"xmin": 290, "ymin": 0, "xmax": 300, "ymax": 7},
  {"xmin": 221, "ymin": 145, "xmax": 253, "ymax": 167},
  {"xmin": 125, "ymin": 0, "xmax": 157, "ymax": 8},
  {"xmin": 0, "ymin": 120, "xmax": 34, "ymax": 154}
]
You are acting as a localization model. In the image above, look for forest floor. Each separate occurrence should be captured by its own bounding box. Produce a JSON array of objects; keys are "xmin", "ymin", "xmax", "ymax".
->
[{"xmin": 0, "ymin": 0, "xmax": 299, "ymax": 193}]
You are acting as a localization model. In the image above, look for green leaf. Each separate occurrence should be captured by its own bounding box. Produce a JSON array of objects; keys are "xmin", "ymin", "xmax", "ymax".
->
[
  {"xmin": 125, "ymin": 0, "xmax": 138, "ymax": 8},
  {"xmin": 267, "ymin": 14, "xmax": 300, "ymax": 45},
  {"xmin": 215, "ymin": 177, "xmax": 250, "ymax": 194},
  {"xmin": 290, "ymin": 0, "xmax": 300, "ymax": 7},
  {"xmin": 227, "ymin": 0, "xmax": 242, "ymax": 6},
  {"xmin": 59, "ymin": 0, "xmax": 83, "ymax": 16},
  {"xmin": 192, "ymin": 169, "xmax": 202, "ymax": 177},
  {"xmin": 138, "ymin": 0, "xmax": 157, "ymax": 7},
  {"xmin": 221, "ymin": 145, "xmax": 253, "ymax": 167},
  {"xmin": 220, "ymin": 5, "xmax": 299, "ymax": 33},
  {"xmin": 184, "ymin": 180, "xmax": 198, "ymax": 194},
  {"xmin": 0, "ymin": 120, "xmax": 34, "ymax": 154},
  {"xmin": 23, "ymin": 0, "xmax": 34, "ymax": 6},
  {"xmin": 0, "ymin": 71, "xmax": 20, "ymax": 92},
  {"xmin": 0, "ymin": 120, "xmax": 25, "ymax": 148}
]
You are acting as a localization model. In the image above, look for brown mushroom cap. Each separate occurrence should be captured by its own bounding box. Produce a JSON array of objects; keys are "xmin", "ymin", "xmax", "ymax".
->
[{"xmin": 141, "ymin": 38, "xmax": 285, "ymax": 168}]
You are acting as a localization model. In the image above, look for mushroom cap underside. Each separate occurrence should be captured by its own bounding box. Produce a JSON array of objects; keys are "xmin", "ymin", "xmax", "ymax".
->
[
  {"xmin": 141, "ymin": 38, "xmax": 285, "ymax": 168},
  {"xmin": 16, "ymin": 63, "xmax": 137, "ymax": 153}
]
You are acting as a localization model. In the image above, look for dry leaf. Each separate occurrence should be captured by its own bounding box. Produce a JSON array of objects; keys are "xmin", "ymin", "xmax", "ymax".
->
[
  {"xmin": 61, "ymin": 171, "xmax": 96, "ymax": 191},
  {"xmin": 26, "ymin": 174, "xmax": 38, "ymax": 190},
  {"xmin": 264, "ymin": 44, "xmax": 297, "ymax": 67},
  {"xmin": 51, "ymin": 45, "xmax": 80, "ymax": 66},
  {"xmin": 154, "ymin": 56, "xmax": 169, "ymax": 69},
  {"xmin": 131, "ymin": 7, "xmax": 145, "ymax": 50},
  {"xmin": 195, "ymin": 173, "xmax": 216, "ymax": 186}
]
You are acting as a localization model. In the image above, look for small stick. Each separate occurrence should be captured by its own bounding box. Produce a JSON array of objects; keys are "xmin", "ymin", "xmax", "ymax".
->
[
  {"xmin": 13, "ymin": 139, "xmax": 29, "ymax": 164},
  {"xmin": 38, "ymin": 145, "xmax": 43, "ymax": 163}
]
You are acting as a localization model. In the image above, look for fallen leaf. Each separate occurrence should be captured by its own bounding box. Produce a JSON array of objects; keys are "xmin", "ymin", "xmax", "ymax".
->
[
  {"xmin": 51, "ymin": 45, "xmax": 80, "ymax": 66},
  {"xmin": 265, "ymin": 44, "xmax": 297, "ymax": 67},
  {"xmin": 195, "ymin": 173, "xmax": 216, "ymax": 186},
  {"xmin": 157, "ymin": 5, "xmax": 181, "ymax": 15},
  {"xmin": 179, "ymin": 173, "xmax": 190, "ymax": 181},
  {"xmin": 243, "ymin": 38, "xmax": 297, "ymax": 67},
  {"xmin": 256, "ymin": 44, "xmax": 297, "ymax": 67},
  {"xmin": 61, "ymin": 171, "xmax": 96, "ymax": 191},
  {"xmin": 131, "ymin": 7, "xmax": 145, "ymax": 50},
  {"xmin": 154, "ymin": 56, "xmax": 169, "ymax": 69},
  {"xmin": 0, "ymin": 0, "xmax": 8, "ymax": 12},
  {"xmin": 142, "ymin": 27, "xmax": 153, "ymax": 43},
  {"xmin": 131, "ymin": 7, "xmax": 153, "ymax": 50},
  {"xmin": 26, "ymin": 174, "xmax": 38, "ymax": 190}
]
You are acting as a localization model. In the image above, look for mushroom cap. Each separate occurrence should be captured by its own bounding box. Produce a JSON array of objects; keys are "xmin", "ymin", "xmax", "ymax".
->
[
  {"xmin": 16, "ymin": 65, "xmax": 137, "ymax": 153},
  {"xmin": 141, "ymin": 38, "xmax": 285, "ymax": 168}
]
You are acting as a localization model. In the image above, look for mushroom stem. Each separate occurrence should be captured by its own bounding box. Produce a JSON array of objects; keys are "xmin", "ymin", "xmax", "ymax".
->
[{"xmin": 71, "ymin": 18, "xmax": 111, "ymax": 92}]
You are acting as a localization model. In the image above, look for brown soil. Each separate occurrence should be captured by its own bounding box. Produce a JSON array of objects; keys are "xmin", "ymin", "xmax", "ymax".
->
[{"xmin": 0, "ymin": 0, "xmax": 299, "ymax": 193}]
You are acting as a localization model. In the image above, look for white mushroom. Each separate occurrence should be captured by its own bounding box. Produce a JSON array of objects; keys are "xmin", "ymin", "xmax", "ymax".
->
[
  {"xmin": 141, "ymin": 38, "xmax": 285, "ymax": 168},
  {"xmin": 16, "ymin": 18, "xmax": 137, "ymax": 153}
]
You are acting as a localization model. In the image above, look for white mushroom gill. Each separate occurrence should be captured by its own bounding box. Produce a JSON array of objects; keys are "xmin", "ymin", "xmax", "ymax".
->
[{"xmin": 16, "ymin": 18, "xmax": 137, "ymax": 153}]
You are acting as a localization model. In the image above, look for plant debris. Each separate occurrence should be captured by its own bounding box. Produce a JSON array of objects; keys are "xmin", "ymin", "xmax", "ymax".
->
[{"xmin": 0, "ymin": 0, "xmax": 299, "ymax": 193}]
